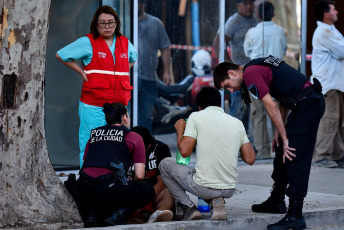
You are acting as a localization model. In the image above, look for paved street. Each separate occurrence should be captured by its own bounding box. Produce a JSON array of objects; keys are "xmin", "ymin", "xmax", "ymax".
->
[{"xmin": 59, "ymin": 162, "xmax": 344, "ymax": 229}]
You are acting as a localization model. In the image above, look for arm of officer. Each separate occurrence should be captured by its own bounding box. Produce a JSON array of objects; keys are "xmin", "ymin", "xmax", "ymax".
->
[
  {"xmin": 175, "ymin": 119, "xmax": 196, "ymax": 158},
  {"xmin": 133, "ymin": 163, "xmax": 145, "ymax": 180},
  {"xmin": 240, "ymin": 142, "xmax": 255, "ymax": 165},
  {"xmin": 262, "ymin": 93, "xmax": 287, "ymax": 142},
  {"xmin": 262, "ymin": 93, "xmax": 296, "ymax": 162}
]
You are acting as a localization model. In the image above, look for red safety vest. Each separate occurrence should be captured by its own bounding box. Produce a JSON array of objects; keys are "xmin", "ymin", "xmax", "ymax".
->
[{"xmin": 80, "ymin": 34, "xmax": 132, "ymax": 107}]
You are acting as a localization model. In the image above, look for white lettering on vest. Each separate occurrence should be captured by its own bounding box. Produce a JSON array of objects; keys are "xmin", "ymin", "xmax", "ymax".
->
[
  {"xmin": 90, "ymin": 128, "xmax": 124, "ymax": 144},
  {"xmin": 98, "ymin": 52, "xmax": 106, "ymax": 58}
]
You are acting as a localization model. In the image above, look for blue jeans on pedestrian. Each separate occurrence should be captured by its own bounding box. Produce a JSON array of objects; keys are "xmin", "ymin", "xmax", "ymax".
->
[
  {"xmin": 138, "ymin": 79, "xmax": 157, "ymax": 132},
  {"xmin": 229, "ymin": 91, "xmax": 250, "ymax": 131}
]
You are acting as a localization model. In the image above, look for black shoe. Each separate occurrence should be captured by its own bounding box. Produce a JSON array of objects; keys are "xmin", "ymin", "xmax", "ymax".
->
[
  {"xmin": 267, "ymin": 215, "xmax": 307, "ymax": 230},
  {"xmin": 252, "ymin": 198, "xmax": 287, "ymax": 214},
  {"xmin": 85, "ymin": 216, "xmax": 98, "ymax": 228},
  {"xmin": 84, "ymin": 210, "xmax": 99, "ymax": 228},
  {"xmin": 104, "ymin": 209, "xmax": 127, "ymax": 226}
]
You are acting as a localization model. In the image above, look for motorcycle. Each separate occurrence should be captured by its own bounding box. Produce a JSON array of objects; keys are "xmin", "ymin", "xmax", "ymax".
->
[{"xmin": 152, "ymin": 50, "xmax": 214, "ymax": 135}]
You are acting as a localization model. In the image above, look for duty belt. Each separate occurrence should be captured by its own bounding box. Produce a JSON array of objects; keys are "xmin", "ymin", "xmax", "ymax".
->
[{"xmin": 79, "ymin": 171, "xmax": 116, "ymax": 183}]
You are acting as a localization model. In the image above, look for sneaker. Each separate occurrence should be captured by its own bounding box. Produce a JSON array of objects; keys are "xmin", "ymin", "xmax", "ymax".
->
[
  {"xmin": 183, "ymin": 205, "xmax": 202, "ymax": 220},
  {"xmin": 173, "ymin": 202, "xmax": 184, "ymax": 221},
  {"xmin": 252, "ymin": 198, "xmax": 287, "ymax": 214},
  {"xmin": 267, "ymin": 215, "xmax": 307, "ymax": 230},
  {"xmin": 211, "ymin": 197, "xmax": 227, "ymax": 221},
  {"xmin": 147, "ymin": 210, "xmax": 173, "ymax": 223},
  {"xmin": 313, "ymin": 158, "xmax": 338, "ymax": 168},
  {"xmin": 335, "ymin": 156, "xmax": 344, "ymax": 168}
]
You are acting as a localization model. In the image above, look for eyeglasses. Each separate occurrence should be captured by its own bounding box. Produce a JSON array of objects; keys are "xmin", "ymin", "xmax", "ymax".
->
[{"xmin": 98, "ymin": 21, "xmax": 117, "ymax": 28}]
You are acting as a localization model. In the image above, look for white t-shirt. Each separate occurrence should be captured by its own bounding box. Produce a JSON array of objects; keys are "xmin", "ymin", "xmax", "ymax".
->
[{"xmin": 184, "ymin": 106, "xmax": 249, "ymax": 189}]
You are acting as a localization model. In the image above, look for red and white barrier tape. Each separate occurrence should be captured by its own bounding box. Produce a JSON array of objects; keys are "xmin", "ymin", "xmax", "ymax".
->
[
  {"xmin": 170, "ymin": 44, "xmax": 213, "ymax": 51},
  {"xmin": 170, "ymin": 44, "xmax": 312, "ymax": 60}
]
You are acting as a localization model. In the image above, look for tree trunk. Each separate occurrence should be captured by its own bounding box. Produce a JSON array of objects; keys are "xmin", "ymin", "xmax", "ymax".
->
[{"xmin": 0, "ymin": 0, "xmax": 82, "ymax": 229}]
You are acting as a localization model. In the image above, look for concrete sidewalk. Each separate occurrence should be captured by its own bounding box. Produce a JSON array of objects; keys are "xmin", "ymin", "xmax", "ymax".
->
[{"xmin": 59, "ymin": 162, "xmax": 344, "ymax": 230}]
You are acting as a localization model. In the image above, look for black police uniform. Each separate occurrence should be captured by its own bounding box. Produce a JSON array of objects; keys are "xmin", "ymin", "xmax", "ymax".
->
[
  {"xmin": 77, "ymin": 125, "xmax": 155, "ymax": 223},
  {"xmin": 244, "ymin": 56, "xmax": 325, "ymax": 204}
]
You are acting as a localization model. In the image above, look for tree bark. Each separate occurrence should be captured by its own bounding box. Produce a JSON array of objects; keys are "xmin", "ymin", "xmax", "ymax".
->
[{"xmin": 0, "ymin": 0, "xmax": 82, "ymax": 229}]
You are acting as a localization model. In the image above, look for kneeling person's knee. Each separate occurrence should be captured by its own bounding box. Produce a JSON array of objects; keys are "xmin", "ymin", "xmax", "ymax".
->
[{"xmin": 158, "ymin": 157, "xmax": 173, "ymax": 172}]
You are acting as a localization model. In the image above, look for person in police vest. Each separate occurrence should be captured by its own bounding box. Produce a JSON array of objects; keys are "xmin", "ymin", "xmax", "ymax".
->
[
  {"xmin": 213, "ymin": 56, "xmax": 325, "ymax": 230},
  {"xmin": 56, "ymin": 5, "xmax": 137, "ymax": 168},
  {"xmin": 77, "ymin": 102, "xmax": 155, "ymax": 227}
]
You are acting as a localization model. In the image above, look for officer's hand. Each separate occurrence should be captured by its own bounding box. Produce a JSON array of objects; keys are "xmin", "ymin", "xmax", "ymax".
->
[
  {"xmin": 282, "ymin": 139, "xmax": 296, "ymax": 163},
  {"xmin": 272, "ymin": 129, "xmax": 279, "ymax": 152}
]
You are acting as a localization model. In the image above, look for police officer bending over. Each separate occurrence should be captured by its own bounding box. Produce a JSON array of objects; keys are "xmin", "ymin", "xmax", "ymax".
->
[
  {"xmin": 213, "ymin": 56, "xmax": 325, "ymax": 230},
  {"xmin": 77, "ymin": 102, "xmax": 155, "ymax": 227}
]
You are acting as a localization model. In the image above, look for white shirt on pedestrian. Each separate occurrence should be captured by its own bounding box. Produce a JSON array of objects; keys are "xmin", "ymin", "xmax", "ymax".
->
[
  {"xmin": 244, "ymin": 21, "xmax": 287, "ymax": 60},
  {"xmin": 311, "ymin": 21, "xmax": 344, "ymax": 94}
]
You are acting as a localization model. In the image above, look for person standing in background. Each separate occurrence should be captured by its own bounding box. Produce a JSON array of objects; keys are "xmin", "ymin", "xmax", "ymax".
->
[
  {"xmin": 311, "ymin": 0, "xmax": 344, "ymax": 168},
  {"xmin": 244, "ymin": 1, "xmax": 287, "ymax": 159},
  {"xmin": 56, "ymin": 6, "xmax": 137, "ymax": 167},
  {"xmin": 137, "ymin": 0, "xmax": 171, "ymax": 132},
  {"xmin": 212, "ymin": 0, "xmax": 258, "ymax": 142}
]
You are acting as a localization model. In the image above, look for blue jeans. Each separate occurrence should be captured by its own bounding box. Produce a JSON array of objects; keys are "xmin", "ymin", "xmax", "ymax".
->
[
  {"xmin": 138, "ymin": 79, "xmax": 157, "ymax": 132},
  {"xmin": 229, "ymin": 91, "xmax": 250, "ymax": 131}
]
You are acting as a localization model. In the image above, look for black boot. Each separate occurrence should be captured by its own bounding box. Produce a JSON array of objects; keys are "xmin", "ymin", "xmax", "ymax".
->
[
  {"xmin": 252, "ymin": 184, "xmax": 287, "ymax": 214},
  {"xmin": 267, "ymin": 199, "xmax": 307, "ymax": 230},
  {"xmin": 104, "ymin": 207, "xmax": 130, "ymax": 226},
  {"xmin": 84, "ymin": 210, "xmax": 99, "ymax": 228}
]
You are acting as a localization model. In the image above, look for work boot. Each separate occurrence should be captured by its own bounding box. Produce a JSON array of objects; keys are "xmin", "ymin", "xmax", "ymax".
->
[
  {"xmin": 211, "ymin": 197, "xmax": 227, "ymax": 221},
  {"xmin": 252, "ymin": 184, "xmax": 287, "ymax": 214},
  {"xmin": 180, "ymin": 203, "xmax": 202, "ymax": 220},
  {"xmin": 267, "ymin": 215, "xmax": 306, "ymax": 230},
  {"xmin": 267, "ymin": 199, "xmax": 306, "ymax": 230},
  {"xmin": 84, "ymin": 210, "xmax": 99, "ymax": 228},
  {"xmin": 104, "ymin": 208, "xmax": 128, "ymax": 226}
]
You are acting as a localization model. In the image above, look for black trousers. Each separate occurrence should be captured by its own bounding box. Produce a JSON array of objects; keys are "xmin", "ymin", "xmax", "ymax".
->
[
  {"xmin": 272, "ymin": 91, "xmax": 325, "ymax": 201},
  {"xmin": 77, "ymin": 173, "xmax": 155, "ymax": 217}
]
